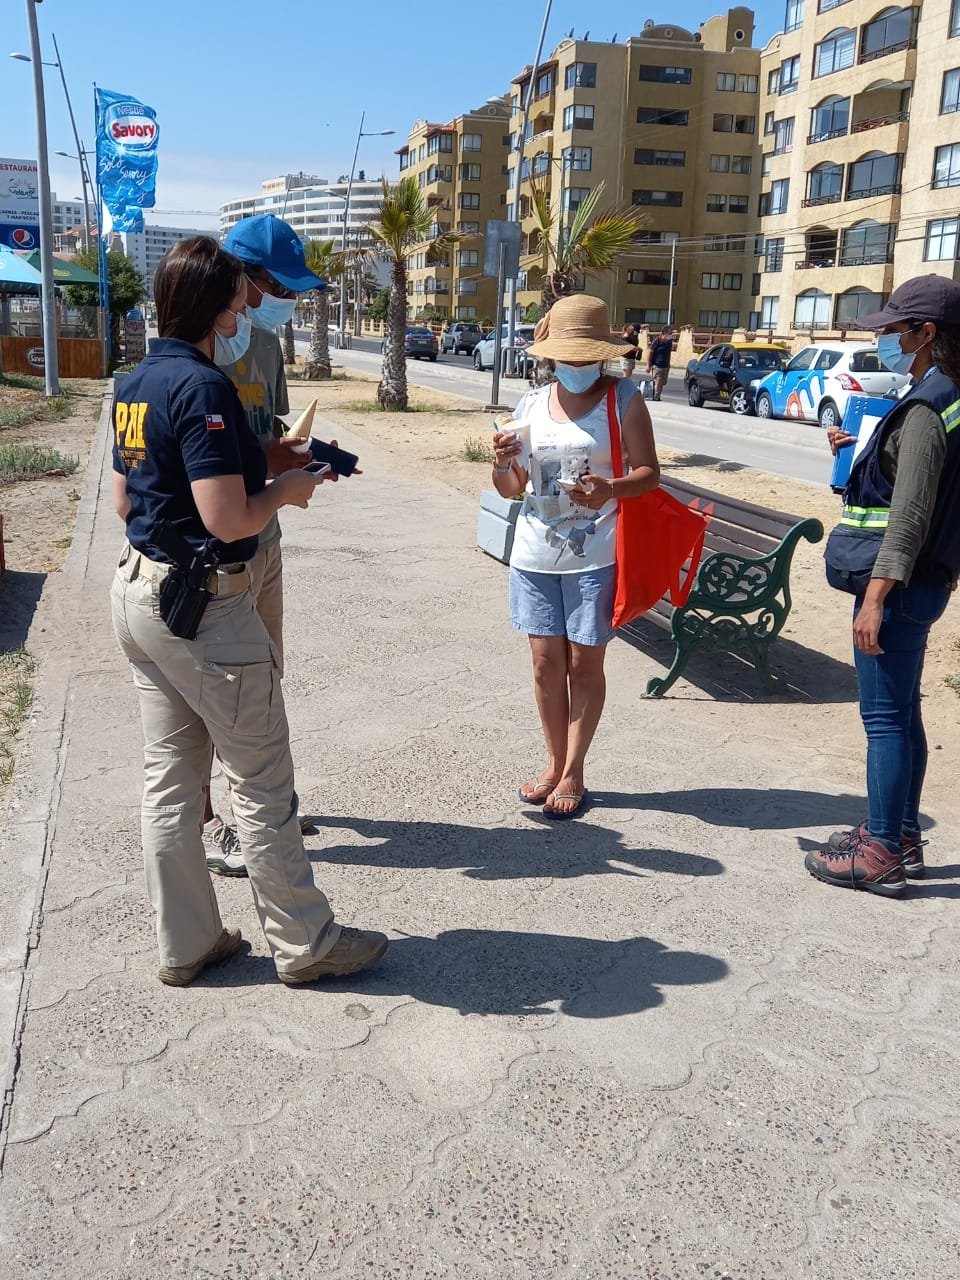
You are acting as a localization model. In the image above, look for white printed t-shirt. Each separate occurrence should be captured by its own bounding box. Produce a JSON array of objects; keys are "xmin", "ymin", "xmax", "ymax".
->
[{"xmin": 509, "ymin": 378, "xmax": 639, "ymax": 574}]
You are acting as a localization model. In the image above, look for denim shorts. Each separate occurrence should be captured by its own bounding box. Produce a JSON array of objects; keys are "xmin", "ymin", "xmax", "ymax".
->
[{"xmin": 509, "ymin": 564, "xmax": 616, "ymax": 647}]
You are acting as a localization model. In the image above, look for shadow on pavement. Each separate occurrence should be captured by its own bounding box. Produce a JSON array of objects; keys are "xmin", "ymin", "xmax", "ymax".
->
[
  {"xmin": 615, "ymin": 786, "xmax": 889, "ymax": 833},
  {"xmin": 201, "ymin": 929, "xmax": 729, "ymax": 1016},
  {"xmin": 0, "ymin": 570, "xmax": 47, "ymax": 650},
  {"xmin": 308, "ymin": 815, "xmax": 724, "ymax": 881}
]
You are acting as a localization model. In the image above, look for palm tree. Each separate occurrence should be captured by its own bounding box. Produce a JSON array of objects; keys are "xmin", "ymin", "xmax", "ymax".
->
[
  {"xmin": 366, "ymin": 177, "xmax": 456, "ymax": 410},
  {"xmin": 302, "ymin": 239, "xmax": 350, "ymax": 380},
  {"xmin": 527, "ymin": 179, "xmax": 648, "ymax": 314}
]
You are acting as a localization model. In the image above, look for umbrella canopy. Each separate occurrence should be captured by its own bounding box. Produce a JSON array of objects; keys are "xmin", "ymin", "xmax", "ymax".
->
[
  {"xmin": 22, "ymin": 250, "xmax": 99, "ymax": 285},
  {"xmin": 0, "ymin": 244, "xmax": 44, "ymax": 293}
]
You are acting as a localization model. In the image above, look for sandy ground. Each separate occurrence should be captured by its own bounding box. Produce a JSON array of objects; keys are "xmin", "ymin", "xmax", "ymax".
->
[{"xmin": 296, "ymin": 367, "xmax": 960, "ymax": 832}]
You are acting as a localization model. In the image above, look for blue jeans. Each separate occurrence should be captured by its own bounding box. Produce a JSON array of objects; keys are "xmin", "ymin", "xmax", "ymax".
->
[{"xmin": 853, "ymin": 583, "xmax": 951, "ymax": 845}]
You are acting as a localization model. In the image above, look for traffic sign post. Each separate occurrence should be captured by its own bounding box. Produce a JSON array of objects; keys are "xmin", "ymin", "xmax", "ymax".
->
[{"xmin": 483, "ymin": 220, "xmax": 523, "ymax": 410}]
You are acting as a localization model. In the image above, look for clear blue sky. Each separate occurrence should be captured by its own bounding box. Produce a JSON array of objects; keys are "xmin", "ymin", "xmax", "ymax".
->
[{"xmin": 2, "ymin": 1, "xmax": 782, "ymax": 231}]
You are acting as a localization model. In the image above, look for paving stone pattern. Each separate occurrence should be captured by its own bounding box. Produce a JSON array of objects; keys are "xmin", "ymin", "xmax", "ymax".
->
[{"xmin": 1, "ymin": 394, "xmax": 959, "ymax": 1277}]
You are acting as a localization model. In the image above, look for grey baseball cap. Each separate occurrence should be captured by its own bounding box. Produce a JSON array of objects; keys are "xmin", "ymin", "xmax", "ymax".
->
[{"xmin": 860, "ymin": 274, "xmax": 960, "ymax": 329}]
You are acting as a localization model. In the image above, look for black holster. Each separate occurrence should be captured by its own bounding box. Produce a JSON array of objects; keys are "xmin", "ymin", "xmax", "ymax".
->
[{"xmin": 152, "ymin": 522, "xmax": 219, "ymax": 640}]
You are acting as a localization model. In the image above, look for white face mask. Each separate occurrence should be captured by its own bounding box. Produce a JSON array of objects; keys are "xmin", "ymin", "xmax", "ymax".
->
[
  {"xmin": 248, "ymin": 279, "xmax": 297, "ymax": 331},
  {"xmin": 554, "ymin": 361, "xmax": 603, "ymax": 393},
  {"xmin": 213, "ymin": 308, "xmax": 252, "ymax": 365}
]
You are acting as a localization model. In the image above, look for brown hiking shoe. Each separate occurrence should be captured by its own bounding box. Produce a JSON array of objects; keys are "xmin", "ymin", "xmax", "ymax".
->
[
  {"xmin": 278, "ymin": 927, "xmax": 389, "ymax": 985},
  {"xmin": 158, "ymin": 927, "xmax": 243, "ymax": 987},
  {"xmin": 828, "ymin": 822, "xmax": 926, "ymax": 880},
  {"xmin": 806, "ymin": 828, "xmax": 906, "ymax": 898}
]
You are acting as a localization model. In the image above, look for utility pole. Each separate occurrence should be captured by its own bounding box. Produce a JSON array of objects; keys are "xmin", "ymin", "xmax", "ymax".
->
[{"xmin": 24, "ymin": 0, "xmax": 60, "ymax": 396}]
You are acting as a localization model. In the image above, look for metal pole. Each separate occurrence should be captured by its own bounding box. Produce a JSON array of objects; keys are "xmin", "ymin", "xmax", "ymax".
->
[
  {"xmin": 666, "ymin": 236, "xmax": 677, "ymax": 327},
  {"xmin": 25, "ymin": 0, "xmax": 60, "ymax": 396},
  {"xmin": 51, "ymin": 32, "xmax": 90, "ymax": 252},
  {"xmin": 339, "ymin": 111, "xmax": 364, "ymax": 345},
  {"xmin": 486, "ymin": 241, "xmax": 508, "ymax": 410},
  {"xmin": 506, "ymin": 0, "xmax": 553, "ymax": 369}
]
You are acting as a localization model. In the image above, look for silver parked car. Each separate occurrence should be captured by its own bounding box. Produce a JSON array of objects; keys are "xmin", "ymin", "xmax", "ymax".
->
[{"xmin": 472, "ymin": 324, "xmax": 536, "ymax": 372}]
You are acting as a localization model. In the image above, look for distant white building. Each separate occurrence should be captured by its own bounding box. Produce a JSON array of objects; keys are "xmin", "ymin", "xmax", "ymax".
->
[
  {"xmin": 220, "ymin": 172, "xmax": 385, "ymax": 253},
  {"xmin": 50, "ymin": 193, "xmax": 85, "ymax": 237},
  {"xmin": 120, "ymin": 223, "xmax": 208, "ymax": 297}
]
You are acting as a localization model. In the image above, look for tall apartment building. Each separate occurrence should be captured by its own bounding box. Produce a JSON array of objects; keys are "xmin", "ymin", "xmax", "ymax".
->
[
  {"xmin": 397, "ymin": 100, "xmax": 512, "ymax": 322},
  {"xmin": 220, "ymin": 173, "xmax": 385, "ymax": 252},
  {"xmin": 756, "ymin": 0, "xmax": 960, "ymax": 337},
  {"xmin": 508, "ymin": 8, "xmax": 761, "ymax": 331},
  {"xmin": 120, "ymin": 224, "xmax": 209, "ymax": 298}
]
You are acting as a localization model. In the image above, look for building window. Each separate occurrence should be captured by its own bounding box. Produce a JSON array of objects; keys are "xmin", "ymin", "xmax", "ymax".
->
[
  {"xmin": 458, "ymin": 220, "xmax": 480, "ymax": 234},
  {"xmin": 773, "ymin": 117, "xmax": 795, "ymax": 154},
  {"xmin": 455, "ymin": 278, "xmax": 478, "ymax": 294},
  {"xmin": 835, "ymin": 288, "xmax": 885, "ymax": 327},
  {"xmin": 565, "ymin": 62, "xmax": 597, "ymax": 89},
  {"xmin": 625, "ymin": 308, "xmax": 674, "ymax": 326},
  {"xmin": 942, "ymin": 69, "xmax": 960, "ymax": 115},
  {"xmin": 459, "ymin": 192, "xmax": 481, "ymax": 209},
  {"xmin": 459, "ymin": 163, "xmax": 481, "ymax": 181},
  {"xmin": 729, "ymin": 196, "xmax": 749, "ymax": 214},
  {"xmin": 770, "ymin": 178, "xmax": 790, "ymax": 214},
  {"xmin": 764, "ymin": 111, "xmax": 775, "ymax": 136},
  {"xmin": 706, "ymin": 194, "xmax": 728, "ymax": 213},
  {"xmin": 809, "ymin": 95, "xmax": 850, "ymax": 141},
  {"xmin": 759, "ymin": 296, "xmax": 779, "ymax": 328},
  {"xmin": 806, "ymin": 162, "xmax": 843, "ymax": 203},
  {"xmin": 564, "ymin": 187, "xmax": 590, "ymax": 212},
  {"xmin": 925, "ymin": 218, "xmax": 960, "ymax": 260},
  {"xmin": 637, "ymin": 149, "xmax": 686, "ymax": 166},
  {"xmin": 720, "ymin": 311, "xmax": 741, "ymax": 327},
  {"xmin": 427, "ymin": 133, "xmax": 453, "ymax": 155},
  {"xmin": 784, "ymin": 0, "xmax": 804, "ymax": 32},
  {"xmin": 723, "ymin": 274, "xmax": 743, "ymax": 290},
  {"xmin": 739, "ymin": 74, "xmax": 759, "ymax": 93},
  {"xmin": 563, "ymin": 104, "xmax": 596, "ymax": 131},
  {"xmin": 794, "ymin": 289, "xmax": 831, "ymax": 329},
  {"xmin": 710, "ymin": 154, "xmax": 731, "ymax": 172},
  {"xmin": 848, "ymin": 151, "xmax": 902, "ymax": 197},
  {"xmin": 456, "ymin": 306, "xmax": 478, "ymax": 318},
  {"xmin": 735, "ymin": 115, "xmax": 756, "ymax": 134},
  {"xmin": 427, "ymin": 164, "xmax": 452, "ymax": 184},
  {"xmin": 461, "ymin": 133, "xmax": 482, "ymax": 152},
  {"xmin": 840, "ymin": 220, "xmax": 894, "ymax": 265},
  {"xmin": 699, "ymin": 311, "xmax": 719, "ymax": 328},
  {"xmin": 627, "ymin": 269, "xmax": 676, "ymax": 286},
  {"xmin": 702, "ymin": 273, "xmax": 721, "ymax": 289},
  {"xmin": 639, "ymin": 107, "xmax": 689, "ymax": 126},
  {"xmin": 861, "ymin": 7, "xmax": 917, "ymax": 62},
  {"xmin": 814, "ymin": 29, "xmax": 856, "ymax": 77},
  {"xmin": 632, "ymin": 189, "xmax": 684, "ymax": 207},
  {"xmin": 953, "ymin": 0, "xmax": 960, "ymax": 37},
  {"xmin": 398, "ymin": 150, "xmax": 410, "ymax": 171},
  {"xmin": 638, "ymin": 65, "xmax": 692, "ymax": 84},
  {"xmin": 717, "ymin": 72, "xmax": 736, "ymax": 91},
  {"xmin": 564, "ymin": 146, "xmax": 592, "ymax": 171},
  {"xmin": 732, "ymin": 155, "xmax": 753, "ymax": 174},
  {"xmin": 934, "ymin": 143, "xmax": 960, "ymax": 188},
  {"xmin": 457, "ymin": 249, "xmax": 479, "ymax": 267},
  {"xmin": 779, "ymin": 56, "xmax": 800, "ymax": 94},
  {"xmin": 535, "ymin": 70, "xmax": 554, "ymax": 97}
]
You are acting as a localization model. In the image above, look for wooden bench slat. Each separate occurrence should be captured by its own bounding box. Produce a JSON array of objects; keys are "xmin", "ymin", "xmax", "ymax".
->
[
  {"xmin": 660, "ymin": 476, "xmax": 807, "ymax": 531},
  {"xmin": 701, "ymin": 519, "xmax": 780, "ymax": 557}
]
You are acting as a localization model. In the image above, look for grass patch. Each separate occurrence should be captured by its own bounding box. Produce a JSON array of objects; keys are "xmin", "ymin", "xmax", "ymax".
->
[
  {"xmin": 0, "ymin": 373, "xmax": 74, "ymax": 431},
  {"xmin": 0, "ymin": 648, "xmax": 37, "ymax": 786},
  {"xmin": 286, "ymin": 368, "xmax": 353, "ymax": 382},
  {"xmin": 463, "ymin": 436, "xmax": 493, "ymax": 463},
  {"xmin": 0, "ymin": 443, "xmax": 80, "ymax": 483},
  {"xmin": 338, "ymin": 399, "xmax": 452, "ymax": 415}
]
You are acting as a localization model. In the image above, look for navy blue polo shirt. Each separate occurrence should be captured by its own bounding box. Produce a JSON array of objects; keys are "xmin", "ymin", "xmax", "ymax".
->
[{"xmin": 112, "ymin": 338, "xmax": 267, "ymax": 565}]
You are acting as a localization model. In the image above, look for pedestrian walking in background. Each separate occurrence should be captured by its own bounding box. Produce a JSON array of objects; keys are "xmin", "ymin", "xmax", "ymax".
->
[
  {"xmin": 808, "ymin": 275, "xmax": 960, "ymax": 897},
  {"xmin": 111, "ymin": 236, "xmax": 388, "ymax": 985},
  {"xmin": 491, "ymin": 295, "xmax": 659, "ymax": 820},
  {"xmin": 620, "ymin": 323, "xmax": 639, "ymax": 380},
  {"xmin": 647, "ymin": 326, "xmax": 675, "ymax": 401}
]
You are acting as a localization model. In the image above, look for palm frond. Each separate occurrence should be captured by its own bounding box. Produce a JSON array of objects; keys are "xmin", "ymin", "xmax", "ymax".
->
[
  {"xmin": 563, "ymin": 180, "xmax": 607, "ymax": 255},
  {"xmin": 568, "ymin": 210, "xmax": 648, "ymax": 273}
]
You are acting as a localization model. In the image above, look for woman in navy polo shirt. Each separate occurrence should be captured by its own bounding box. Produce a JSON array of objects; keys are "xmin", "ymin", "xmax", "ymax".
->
[{"xmin": 111, "ymin": 236, "xmax": 387, "ymax": 987}]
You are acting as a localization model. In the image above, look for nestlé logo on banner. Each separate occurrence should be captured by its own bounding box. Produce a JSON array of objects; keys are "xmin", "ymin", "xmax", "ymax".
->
[{"xmin": 105, "ymin": 102, "xmax": 158, "ymax": 148}]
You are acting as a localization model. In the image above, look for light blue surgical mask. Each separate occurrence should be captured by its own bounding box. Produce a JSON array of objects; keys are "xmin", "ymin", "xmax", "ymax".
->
[
  {"xmin": 213, "ymin": 309, "xmax": 252, "ymax": 366},
  {"xmin": 877, "ymin": 331, "xmax": 918, "ymax": 378},
  {"xmin": 554, "ymin": 361, "xmax": 603, "ymax": 394},
  {"xmin": 248, "ymin": 282, "xmax": 297, "ymax": 331}
]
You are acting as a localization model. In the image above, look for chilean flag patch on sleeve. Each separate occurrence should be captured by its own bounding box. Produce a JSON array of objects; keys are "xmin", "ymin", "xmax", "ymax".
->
[{"xmin": 205, "ymin": 413, "xmax": 225, "ymax": 430}]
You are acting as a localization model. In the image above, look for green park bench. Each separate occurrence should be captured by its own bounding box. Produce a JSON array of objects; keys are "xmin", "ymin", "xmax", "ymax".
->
[{"xmin": 629, "ymin": 477, "xmax": 824, "ymax": 698}]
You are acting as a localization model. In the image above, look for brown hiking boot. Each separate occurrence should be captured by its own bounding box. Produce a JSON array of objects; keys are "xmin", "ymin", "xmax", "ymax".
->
[
  {"xmin": 278, "ymin": 927, "xmax": 389, "ymax": 985},
  {"xmin": 806, "ymin": 827, "xmax": 906, "ymax": 897},
  {"xmin": 158, "ymin": 927, "xmax": 243, "ymax": 987},
  {"xmin": 828, "ymin": 822, "xmax": 926, "ymax": 880}
]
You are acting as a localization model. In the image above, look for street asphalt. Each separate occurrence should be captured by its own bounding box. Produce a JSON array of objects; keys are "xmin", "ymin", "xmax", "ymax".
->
[{"xmin": 1, "ymin": 387, "xmax": 959, "ymax": 1276}]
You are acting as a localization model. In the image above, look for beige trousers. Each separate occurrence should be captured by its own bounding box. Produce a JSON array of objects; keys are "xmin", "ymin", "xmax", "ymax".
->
[
  {"xmin": 247, "ymin": 541, "xmax": 284, "ymax": 675},
  {"xmin": 111, "ymin": 559, "xmax": 339, "ymax": 975}
]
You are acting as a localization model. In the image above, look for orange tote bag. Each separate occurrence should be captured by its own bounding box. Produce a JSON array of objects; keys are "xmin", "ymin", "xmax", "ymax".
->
[{"xmin": 605, "ymin": 384, "xmax": 709, "ymax": 628}]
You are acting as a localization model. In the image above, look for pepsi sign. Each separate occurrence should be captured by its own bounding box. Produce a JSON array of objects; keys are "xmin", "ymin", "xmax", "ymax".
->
[{"xmin": 0, "ymin": 223, "xmax": 40, "ymax": 251}]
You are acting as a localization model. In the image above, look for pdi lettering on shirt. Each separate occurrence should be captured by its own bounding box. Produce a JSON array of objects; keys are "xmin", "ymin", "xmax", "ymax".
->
[{"xmin": 115, "ymin": 400, "xmax": 148, "ymax": 467}]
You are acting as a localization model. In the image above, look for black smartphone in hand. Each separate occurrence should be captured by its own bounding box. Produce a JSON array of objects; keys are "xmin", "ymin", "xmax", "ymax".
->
[{"xmin": 306, "ymin": 438, "xmax": 360, "ymax": 477}]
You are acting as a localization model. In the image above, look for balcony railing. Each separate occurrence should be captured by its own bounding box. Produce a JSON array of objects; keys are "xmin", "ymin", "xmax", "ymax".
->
[
  {"xmin": 424, "ymin": 282, "xmax": 450, "ymax": 294},
  {"xmin": 773, "ymin": 143, "xmax": 794, "ymax": 156},
  {"xmin": 795, "ymin": 256, "xmax": 837, "ymax": 269},
  {"xmin": 851, "ymin": 109, "xmax": 910, "ymax": 133},
  {"xmin": 838, "ymin": 252, "xmax": 894, "ymax": 266},
  {"xmin": 801, "ymin": 192, "xmax": 842, "ymax": 207},
  {"xmin": 846, "ymin": 182, "xmax": 901, "ymax": 200},
  {"xmin": 807, "ymin": 126, "xmax": 848, "ymax": 144},
  {"xmin": 859, "ymin": 38, "xmax": 916, "ymax": 65}
]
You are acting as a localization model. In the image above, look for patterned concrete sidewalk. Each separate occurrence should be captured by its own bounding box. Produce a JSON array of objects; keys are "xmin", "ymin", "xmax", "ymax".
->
[{"xmin": 1, "ymin": 391, "xmax": 959, "ymax": 1278}]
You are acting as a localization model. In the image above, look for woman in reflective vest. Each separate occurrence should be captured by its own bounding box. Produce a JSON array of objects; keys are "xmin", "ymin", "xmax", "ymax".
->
[{"xmin": 809, "ymin": 275, "xmax": 960, "ymax": 898}]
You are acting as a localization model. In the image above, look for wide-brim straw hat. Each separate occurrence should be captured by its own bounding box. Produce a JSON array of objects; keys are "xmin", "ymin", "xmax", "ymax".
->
[{"xmin": 526, "ymin": 295, "xmax": 633, "ymax": 360}]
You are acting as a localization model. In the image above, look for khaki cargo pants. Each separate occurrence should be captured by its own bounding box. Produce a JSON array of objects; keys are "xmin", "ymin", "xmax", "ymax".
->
[
  {"xmin": 111, "ymin": 552, "xmax": 340, "ymax": 976},
  {"xmin": 247, "ymin": 540, "xmax": 284, "ymax": 674}
]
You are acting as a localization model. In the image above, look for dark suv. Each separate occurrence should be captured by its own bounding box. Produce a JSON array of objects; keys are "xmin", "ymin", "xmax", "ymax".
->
[{"xmin": 440, "ymin": 322, "xmax": 482, "ymax": 355}]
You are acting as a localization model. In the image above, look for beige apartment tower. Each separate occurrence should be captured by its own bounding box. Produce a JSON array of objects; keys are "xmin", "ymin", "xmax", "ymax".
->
[
  {"xmin": 509, "ymin": 8, "xmax": 762, "ymax": 332},
  {"xmin": 397, "ymin": 102, "xmax": 511, "ymax": 323},
  {"xmin": 756, "ymin": 0, "xmax": 960, "ymax": 337}
]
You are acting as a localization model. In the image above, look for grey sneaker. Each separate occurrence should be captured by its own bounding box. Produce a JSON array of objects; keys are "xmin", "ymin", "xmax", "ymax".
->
[
  {"xmin": 203, "ymin": 816, "xmax": 247, "ymax": 877},
  {"xmin": 158, "ymin": 927, "xmax": 243, "ymax": 987},
  {"xmin": 278, "ymin": 927, "xmax": 389, "ymax": 985}
]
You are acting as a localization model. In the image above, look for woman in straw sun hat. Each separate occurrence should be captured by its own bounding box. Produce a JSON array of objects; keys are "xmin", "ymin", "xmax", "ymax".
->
[{"xmin": 491, "ymin": 294, "xmax": 659, "ymax": 819}]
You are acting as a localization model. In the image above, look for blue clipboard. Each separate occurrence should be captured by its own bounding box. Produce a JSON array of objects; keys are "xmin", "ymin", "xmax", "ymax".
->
[{"xmin": 829, "ymin": 395, "xmax": 896, "ymax": 493}]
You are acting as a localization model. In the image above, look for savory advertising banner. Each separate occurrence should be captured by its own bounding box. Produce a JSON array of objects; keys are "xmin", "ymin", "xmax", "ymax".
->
[{"xmin": 95, "ymin": 88, "xmax": 159, "ymax": 233}]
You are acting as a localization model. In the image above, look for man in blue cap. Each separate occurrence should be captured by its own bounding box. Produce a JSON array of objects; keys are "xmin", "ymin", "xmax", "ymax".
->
[{"xmin": 202, "ymin": 214, "xmax": 327, "ymax": 875}]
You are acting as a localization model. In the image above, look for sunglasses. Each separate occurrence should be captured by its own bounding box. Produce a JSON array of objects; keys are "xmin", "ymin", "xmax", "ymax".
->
[{"xmin": 248, "ymin": 271, "xmax": 297, "ymax": 301}]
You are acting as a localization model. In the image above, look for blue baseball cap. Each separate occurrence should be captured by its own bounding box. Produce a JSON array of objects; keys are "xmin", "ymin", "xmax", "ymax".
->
[{"xmin": 223, "ymin": 214, "xmax": 326, "ymax": 293}]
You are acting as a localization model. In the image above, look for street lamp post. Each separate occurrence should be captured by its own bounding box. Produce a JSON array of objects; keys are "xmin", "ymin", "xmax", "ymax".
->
[
  {"xmin": 55, "ymin": 150, "xmax": 93, "ymax": 251},
  {"xmin": 339, "ymin": 114, "xmax": 394, "ymax": 345},
  {"xmin": 21, "ymin": 0, "xmax": 59, "ymax": 396}
]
